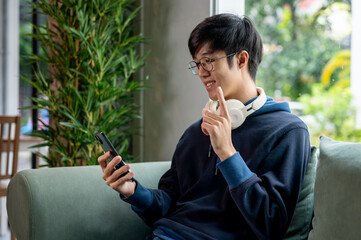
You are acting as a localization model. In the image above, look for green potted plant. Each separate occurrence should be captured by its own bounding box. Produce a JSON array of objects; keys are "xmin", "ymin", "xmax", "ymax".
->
[{"xmin": 22, "ymin": 0, "xmax": 148, "ymax": 167}]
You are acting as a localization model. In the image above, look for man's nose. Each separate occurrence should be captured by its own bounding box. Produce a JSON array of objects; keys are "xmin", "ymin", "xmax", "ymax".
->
[{"xmin": 198, "ymin": 66, "xmax": 210, "ymax": 77}]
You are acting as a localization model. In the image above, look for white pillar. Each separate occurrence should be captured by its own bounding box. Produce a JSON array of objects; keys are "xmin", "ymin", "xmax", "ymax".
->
[{"xmin": 351, "ymin": 0, "xmax": 361, "ymax": 127}]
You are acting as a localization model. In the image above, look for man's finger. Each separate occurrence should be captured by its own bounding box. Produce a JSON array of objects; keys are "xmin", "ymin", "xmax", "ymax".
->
[
  {"xmin": 106, "ymin": 164, "xmax": 131, "ymax": 185},
  {"xmin": 98, "ymin": 151, "xmax": 111, "ymax": 171},
  {"xmin": 103, "ymin": 156, "xmax": 121, "ymax": 179},
  {"xmin": 217, "ymin": 87, "xmax": 228, "ymax": 117},
  {"xmin": 110, "ymin": 170, "xmax": 135, "ymax": 192},
  {"xmin": 201, "ymin": 121, "xmax": 210, "ymax": 136}
]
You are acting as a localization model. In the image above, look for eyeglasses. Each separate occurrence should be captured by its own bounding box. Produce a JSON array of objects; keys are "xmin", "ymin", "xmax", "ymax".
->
[{"xmin": 188, "ymin": 52, "xmax": 239, "ymax": 75}]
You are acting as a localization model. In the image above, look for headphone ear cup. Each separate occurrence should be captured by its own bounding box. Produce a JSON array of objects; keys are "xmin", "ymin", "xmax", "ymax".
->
[
  {"xmin": 209, "ymin": 101, "xmax": 220, "ymax": 114},
  {"xmin": 202, "ymin": 101, "xmax": 219, "ymax": 118},
  {"xmin": 228, "ymin": 108, "xmax": 245, "ymax": 129},
  {"xmin": 202, "ymin": 102, "xmax": 210, "ymax": 118},
  {"xmin": 226, "ymin": 100, "xmax": 245, "ymax": 129},
  {"xmin": 203, "ymin": 99, "xmax": 247, "ymax": 130}
]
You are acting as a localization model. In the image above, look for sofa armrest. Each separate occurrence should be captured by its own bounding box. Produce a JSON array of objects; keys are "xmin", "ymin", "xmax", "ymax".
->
[{"xmin": 7, "ymin": 161, "xmax": 171, "ymax": 240}]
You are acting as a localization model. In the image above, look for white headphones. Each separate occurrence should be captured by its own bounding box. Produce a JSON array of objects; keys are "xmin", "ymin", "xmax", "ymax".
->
[{"xmin": 202, "ymin": 87, "xmax": 267, "ymax": 130}]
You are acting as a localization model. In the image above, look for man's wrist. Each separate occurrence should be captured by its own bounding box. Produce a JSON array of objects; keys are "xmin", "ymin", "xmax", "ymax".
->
[
  {"xmin": 121, "ymin": 181, "xmax": 137, "ymax": 198},
  {"xmin": 219, "ymin": 147, "xmax": 237, "ymax": 161},
  {"xmin": 217, "ymin": 152, "xmax": 254, "ymax": 189},
  {"xmin": 121, "ymin": 180, "xmax": 154, "ymax": 211}
]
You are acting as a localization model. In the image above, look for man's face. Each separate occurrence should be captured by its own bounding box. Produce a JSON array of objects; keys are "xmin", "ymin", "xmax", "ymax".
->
[{"xmin": 194, "ymin": 43, "xmax": 243, "ymax": 101}]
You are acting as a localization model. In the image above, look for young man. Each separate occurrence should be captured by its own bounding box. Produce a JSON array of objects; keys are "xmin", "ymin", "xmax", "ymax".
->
[{"xmin": 98, "ymin": 14, "xmax": 311, "ymax": 240}]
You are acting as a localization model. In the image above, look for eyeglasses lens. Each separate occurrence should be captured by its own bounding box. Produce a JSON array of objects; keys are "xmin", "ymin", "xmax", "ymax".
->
[
  {"xmin": 189, "ymin": 61, "xmax": 198, "ymax": 75},
  {"xmin": 188, "ymin": 58, "xmax": 213, "ymax": 75}
]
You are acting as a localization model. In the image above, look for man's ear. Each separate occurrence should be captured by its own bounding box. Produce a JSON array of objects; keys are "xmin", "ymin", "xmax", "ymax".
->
[{"xmin": 237, "ymin": 50, "xmax": 249, "ymax": 68}]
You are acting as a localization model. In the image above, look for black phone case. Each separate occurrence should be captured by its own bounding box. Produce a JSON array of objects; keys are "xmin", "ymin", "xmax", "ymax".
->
[{"xmin": 94, "ymin": 132, "xmax": 127, "ymax": 173}]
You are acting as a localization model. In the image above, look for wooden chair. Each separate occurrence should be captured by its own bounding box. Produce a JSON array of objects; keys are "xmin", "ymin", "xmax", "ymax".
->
[{"xmin": 0, "ymin": 115, "xmax": 21, "ymax": 240}]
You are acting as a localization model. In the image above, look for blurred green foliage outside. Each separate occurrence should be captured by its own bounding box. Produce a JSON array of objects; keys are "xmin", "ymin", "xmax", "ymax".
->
[{"xmin": 246, "ymin": 0, "xmax": 361, "ymax": 145}]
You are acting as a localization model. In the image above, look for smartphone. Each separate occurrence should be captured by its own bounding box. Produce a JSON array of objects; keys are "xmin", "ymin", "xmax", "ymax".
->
[{"xmin": 94, "ymin": 132, "xmax": 129, "ymax": 177}]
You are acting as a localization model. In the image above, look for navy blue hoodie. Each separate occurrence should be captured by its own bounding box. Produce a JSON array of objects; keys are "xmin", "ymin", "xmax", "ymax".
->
[{"xmin": 123, "ymin": 97, "xmax": 311, "ymax": 240}]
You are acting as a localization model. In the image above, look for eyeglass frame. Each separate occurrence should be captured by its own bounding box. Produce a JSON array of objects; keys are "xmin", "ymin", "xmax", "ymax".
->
[{"xmin": 188, "ymin": 51, "xmax": 240, "ymax": 75}]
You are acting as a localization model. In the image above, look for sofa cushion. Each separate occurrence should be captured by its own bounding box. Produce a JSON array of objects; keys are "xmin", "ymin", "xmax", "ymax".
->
[
  {"xmin": 283, "ymin": 145, "xmax": 317, "ymax": 240},
  {"xmin": 308, "ymin": 136, "xmax": 361, "ymax": 240}
]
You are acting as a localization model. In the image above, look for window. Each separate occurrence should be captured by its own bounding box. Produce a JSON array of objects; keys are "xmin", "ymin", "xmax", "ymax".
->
[
  {"xmin": 19, "ymin": 0, "xmax": 48, "ymax": 134},
  {"xmin": 19, "ymin": 0, "xmax": 32, "ymax": 132},
  {"xmin": 245, "ymin": 0, "xmax": 359, "ymax": 145}
]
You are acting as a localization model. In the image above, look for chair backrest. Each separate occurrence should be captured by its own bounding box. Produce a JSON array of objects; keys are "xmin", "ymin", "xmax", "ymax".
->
[{"xmin": 0, "ymin": 115, "xmax": 21, "ymax": 180}]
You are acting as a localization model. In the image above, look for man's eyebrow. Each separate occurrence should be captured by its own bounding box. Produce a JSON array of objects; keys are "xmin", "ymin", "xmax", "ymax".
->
[{"xmin": 200, "ymin": 50, "xmax": 214, "ymax": 56}]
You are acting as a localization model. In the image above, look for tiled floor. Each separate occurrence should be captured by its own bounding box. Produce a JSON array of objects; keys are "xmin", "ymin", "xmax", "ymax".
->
[{"xmin": 0, "ymin": 151, "xmax": 46, "ymax": 240}]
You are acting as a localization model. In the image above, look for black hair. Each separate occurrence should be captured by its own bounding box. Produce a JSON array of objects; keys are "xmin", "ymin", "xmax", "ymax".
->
[{"xmin": 188, "ymin": 14, "xmax": 263, "ymax": 81}]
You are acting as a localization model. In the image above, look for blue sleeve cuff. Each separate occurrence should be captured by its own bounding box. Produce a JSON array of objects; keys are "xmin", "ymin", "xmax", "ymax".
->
[
  {"xmin": 217, "ymin": 152, "xmax": 254, "ymax": 189},
  {"xmin": 120, "ymin": 180, "xmax": 153, "ymax": 211}
]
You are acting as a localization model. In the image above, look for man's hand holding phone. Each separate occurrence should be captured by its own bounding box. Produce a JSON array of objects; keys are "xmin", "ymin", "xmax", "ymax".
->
[
  {"xmin": 94, "ymin": 132, "xmax": 136, "ymax": 198},
  {"xmin": 98, "ymin": 151, "xmax": 136, "ymax": 198}
]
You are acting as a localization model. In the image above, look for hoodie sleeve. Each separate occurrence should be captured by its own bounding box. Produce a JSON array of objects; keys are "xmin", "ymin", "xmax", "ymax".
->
[
  {"xmin": 218, "ymin": 127, "xmax": 310, "ymax": 240},
  {"xmin": 121, "ymin": 157, "xmax": 179, "ymax": 227}
]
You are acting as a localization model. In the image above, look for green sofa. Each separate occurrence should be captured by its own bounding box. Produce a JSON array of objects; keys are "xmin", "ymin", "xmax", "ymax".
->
[{"xmin": 6, "ymin": 136, "xmax": 361, "ymax": 239}]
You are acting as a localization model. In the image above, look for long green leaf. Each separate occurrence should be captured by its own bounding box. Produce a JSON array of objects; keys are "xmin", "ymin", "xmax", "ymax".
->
[{"xmin": 23, "ymin": 0, "xmax": 148, "ymax": 167}]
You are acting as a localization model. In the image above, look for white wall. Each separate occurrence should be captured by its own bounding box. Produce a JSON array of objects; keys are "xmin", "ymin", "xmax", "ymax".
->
[
  {"xmin": 212, "ymin": 0, "xmax": 245, "ymax": 15},
  {"xmin": 0, "ymin": 0, "xmax": 19, "ymax": 116},
  {"xmin": 0, "ymin": 0, "xmax": 3, "ymax": 114},
  {"xmin": 0, "ymin": 2, "xmax": 19, "ymax": 234},
  {"xmin": 351, "ymin": 0, "xmax": 361, "ymax": 127}
]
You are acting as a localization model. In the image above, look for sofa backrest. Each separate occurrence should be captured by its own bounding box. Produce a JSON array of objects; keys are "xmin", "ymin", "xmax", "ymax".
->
[
  {"xmin": 308, "ymin": 136, "xmax": 361, "ymax": 240},
  {"xmin": 283, "ymin": 146, "xmax": 318, "ymax": 240},
  {"xmin": 7, "ymin": 161, "xmax": 171, "ymax": 240}
]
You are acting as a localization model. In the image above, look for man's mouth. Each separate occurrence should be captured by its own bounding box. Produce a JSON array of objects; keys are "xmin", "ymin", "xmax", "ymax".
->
[{"xmin": 205, "ymin": 81, "xmax": 216, "ymax": 87}]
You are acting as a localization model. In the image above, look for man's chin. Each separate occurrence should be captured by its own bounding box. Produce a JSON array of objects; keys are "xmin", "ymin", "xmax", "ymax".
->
[{"xmin": 207, "ymin": 92, "xmax": 217, "ymax": 101}]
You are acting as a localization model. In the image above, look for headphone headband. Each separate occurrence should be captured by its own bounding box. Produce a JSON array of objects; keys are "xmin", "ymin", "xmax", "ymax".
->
[{"xmin": 244, "ymin": 87, "xmax": 267, "ymax": 113}]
